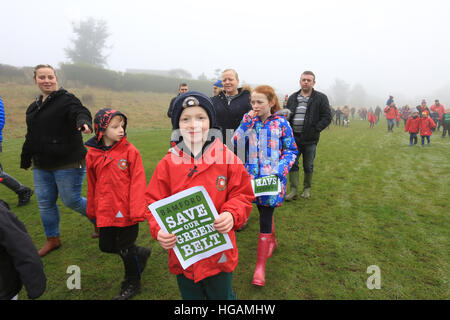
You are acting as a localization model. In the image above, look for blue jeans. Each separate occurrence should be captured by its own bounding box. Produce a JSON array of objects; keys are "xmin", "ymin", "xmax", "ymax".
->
[
  {"xmin": 33, "ymin": 167, "xmax": 92, "ymax": 237},
  {"xmin": 387, "ymin": 119, "xmax": 396, "ymax": 131},
  {"xmin": 409, "ymin": 133, "xmax": 418, "ymax": 145},
  {"xmin": 290, "ymin": 141, "xmax": 316, "ymax": 174},
  {"xmin": 421, "ymin": 135, "xmax": 430, "ymax": 145}
]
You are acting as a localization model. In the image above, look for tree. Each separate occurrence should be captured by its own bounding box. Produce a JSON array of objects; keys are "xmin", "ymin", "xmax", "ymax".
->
[
  {"xmin": 167, "ymin": 68, "xmax": 192, "ymax": 79},
  {"xmin": 65, "ymin": 17, "xmax": 111, "ymax": 67},
  {"xmin": 197, "ymin": 72, "xmax": 208, "ymax": 81},
  {"xmin": 328, "ymin": 78, "xmax": 350, "ymax": 106},
  {"xmin": 349, "ymin": 83, "xmax": 367, "ymax": 108}
]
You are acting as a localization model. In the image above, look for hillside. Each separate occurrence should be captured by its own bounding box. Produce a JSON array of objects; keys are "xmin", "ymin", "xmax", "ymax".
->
[{"xmin": 0, "ymin": 83, "xmax": 173, "ymax": 139}]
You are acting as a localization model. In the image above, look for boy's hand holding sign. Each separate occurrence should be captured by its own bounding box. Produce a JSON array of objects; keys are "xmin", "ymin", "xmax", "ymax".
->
[{"xmin": 149, "ymin": 186, "xmax": 234, "ymax": 270}]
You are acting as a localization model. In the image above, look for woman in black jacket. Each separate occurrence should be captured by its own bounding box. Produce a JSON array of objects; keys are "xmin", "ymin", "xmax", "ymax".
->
[
  {"xmin": 20, "ymin": 64, "xmax": 96, "ymax": 257},
  {"xmin": 0, "ymin": 199, "xmax": 46, "ymax": 300}
]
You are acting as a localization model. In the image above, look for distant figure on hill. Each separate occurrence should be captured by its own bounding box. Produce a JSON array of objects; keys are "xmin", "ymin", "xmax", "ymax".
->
[
  {"xmin": 167, "ymin": 83, "xmax": 189, "ymax": 120},
  {"xmin": 329, "ymin": 106, "xmax": 335, "ymax": 129},
  {"xmin": 419, "ymin": 110, "xmax": 436, "ymax": 146},
  {"xmin": 442, "ymin": 108, "xmax": 450, "ymax": 138},
  {"xmin": 386, "ymin": 95, "xmax": 394, "ymax": 106},
  {"xmin": 416, "ymin": 100, "xmax": 430, "ymax": 118},
  {"xmin": 405, "ymin": 110, "xmax": 420, "ymax": 146},
  {"xmin": 335, "ymin": 107, "xmax": 342, "ymax": 126},
  {"xmin": 342, "ymin": 105, "xmax": 350, "ymax": 127},
  {"xmin": 384, "ymin": 102, "xmax": 398, "ymax": 132},
  {"xmin": 368, "ymin": 108, "xmax": 376, "ymax": 128},
  {"xmin": 430, "ymin": 99, "xmax": 445, "ymax": 131},
  {"xmin": 0, "ymin": 95, "xmax": 34, "ymax": 206},
  {"xmin": 375, "ymin": 106, "xmax": 382, "ymax": 123},
  {"xmin": 400, "ymin": 105, "xmax": 412, "ymax": 127}
]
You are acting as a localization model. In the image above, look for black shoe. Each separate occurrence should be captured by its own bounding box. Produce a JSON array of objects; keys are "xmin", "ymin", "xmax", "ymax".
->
[
  {"xmin": 17, "ymin": 187, "xmax": 33, "ymax": 206},
  {"xmin": 137, "ymin": 247, "xmax": 152, "ymax": 274},
  {"xmin": 113, "ymin": 280, "xmax": 141, "ymax": 300}
]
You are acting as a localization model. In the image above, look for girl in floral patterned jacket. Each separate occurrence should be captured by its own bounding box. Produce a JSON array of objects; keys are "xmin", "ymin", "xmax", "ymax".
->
[{"xmin": 233, "ymin": 85, "xmax": 297, "ymax": 287}]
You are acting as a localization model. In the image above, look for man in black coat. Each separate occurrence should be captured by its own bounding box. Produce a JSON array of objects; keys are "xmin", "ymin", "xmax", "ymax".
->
[
  {"xmin": 0, "ymin": 199, "xmax": 46, "ymax": 299},
  {"xmin": 167, "ymin": 83, "xmax": 189, "ymax": 120},
  {"xmin": 284, "ymin": 71, "xmax": 331, "ymax": 200}
]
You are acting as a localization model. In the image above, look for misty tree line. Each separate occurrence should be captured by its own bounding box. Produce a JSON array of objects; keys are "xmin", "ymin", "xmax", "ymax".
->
[{"xmin": 1, "ymin": 17, "xmax": 448, "ymax": 106}]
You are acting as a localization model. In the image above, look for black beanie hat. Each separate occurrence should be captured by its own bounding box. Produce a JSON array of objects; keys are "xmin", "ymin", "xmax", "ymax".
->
[
  {"xmin": 171, "ymin": 91, "xmax": 216, "ymax": 129},
  {"xmin": 93, "ymin": 108, "xmax": 128, "ymax": 142}
]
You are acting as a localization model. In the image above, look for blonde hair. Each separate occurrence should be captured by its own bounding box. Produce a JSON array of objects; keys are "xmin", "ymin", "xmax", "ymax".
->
[
  {"xmin": 222, "ymin": 68, "xmax": 239, "ymax": 81},
  {"xmin": 33, "ymin": 64, "xmax": 56, "ymax": 79}
]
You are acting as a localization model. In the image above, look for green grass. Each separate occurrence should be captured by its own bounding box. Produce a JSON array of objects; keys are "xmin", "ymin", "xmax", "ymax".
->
[{"xmin": 1, "ymin": 114, "xmax": 449, "ymax": 300}]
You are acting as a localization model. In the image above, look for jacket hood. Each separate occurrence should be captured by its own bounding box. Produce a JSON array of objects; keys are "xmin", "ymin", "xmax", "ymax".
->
[{"xmin": 93, "ymin": 108, "xmax": 128, "ymax": 142}]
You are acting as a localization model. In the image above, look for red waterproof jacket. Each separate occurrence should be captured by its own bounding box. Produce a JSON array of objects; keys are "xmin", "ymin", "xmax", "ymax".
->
[
  {"xmin": 86, "ymin": 137, "xmax": 147, "ymax": 227},
  {"xmin": 430, "ymin": 104, "xmax": 445, "ymax": 120},
  {"xmin": 384, "ymin": 105, "xmax": 398, "ymax": 120},
  {"xmin": 145, "ymin": 138, "xmax": 254, "ymax": 283},
  {"xmin": 419, "ymin": 117, "xmax": 436, "ymax": 136},
  {"xmin": 405, "ymin": 116, "xmax": 420, "ymax": 133},
  {"xmin": 368, "ymin": 112, "xmax": 376, "ymax": 123}
]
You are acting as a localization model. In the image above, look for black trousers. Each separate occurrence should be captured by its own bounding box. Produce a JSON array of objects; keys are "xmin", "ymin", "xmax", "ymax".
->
[
  {"xmin": 99, "ymin": 224, "xmax": 141, "ymax": 282},
  {"xmin": 257, "ymin": 205, "xmax": 275, "ymax": 233}
]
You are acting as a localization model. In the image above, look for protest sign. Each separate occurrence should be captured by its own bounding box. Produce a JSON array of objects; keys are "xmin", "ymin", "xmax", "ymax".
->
[
  {"xmin": 148, "ymin": 186, "xmax": 233, "ymax": 269},
  {"xmin": 251, "ymin": 175, "xmax": 281, "ymax": 197}
]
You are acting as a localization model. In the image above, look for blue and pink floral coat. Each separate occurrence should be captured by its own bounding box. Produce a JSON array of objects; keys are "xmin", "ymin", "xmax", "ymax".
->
[{"xmin": 232, "ymin": 111, "xmax": 297, "ymax": 207}]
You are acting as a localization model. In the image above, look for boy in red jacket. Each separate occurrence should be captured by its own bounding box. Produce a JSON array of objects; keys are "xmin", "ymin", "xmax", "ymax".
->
[
  {"xmin": 85, "ymin": 108, "xmax": 151, "ymax": 300},
  {"xmin": 418, "ymin": 111, "xmax": 436, "ymax": 146},
  {"xmin": 145, "ymin": 91, "xmax": 254, "ymax": 300},
  {"xmin": 405, "ymin": 111, "xmax": 420, "ymax": 146}
]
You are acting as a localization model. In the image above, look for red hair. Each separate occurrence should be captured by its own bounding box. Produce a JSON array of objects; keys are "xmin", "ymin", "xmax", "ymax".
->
[{"xmin": 253, "ymin": 85, "xmax": 281, "ymax": 114}]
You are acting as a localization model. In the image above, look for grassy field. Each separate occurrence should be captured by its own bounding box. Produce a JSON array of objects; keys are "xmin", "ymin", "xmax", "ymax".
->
[{"xmin": 1, "ymin": 84, "xmax": 449, "ymax": 300}]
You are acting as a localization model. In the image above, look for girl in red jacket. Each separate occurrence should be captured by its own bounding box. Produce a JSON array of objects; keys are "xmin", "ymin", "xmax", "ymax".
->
[
  {"xmin": 368, "ymin": 108, "xmax": 376, "ymax": 128},
  {"xmin": 405, "ymin": 111, "xmax": 420, "ymax": 146},
  {"xmin": 145, "ymin": 91, "xmax": 254, "ymax": 300},
  {"xmin": 85, "ymin": 108, "xmax": 151, "ymax": 300},
  {"xmin": 418, "ymin": 111, "xmax": 436, "ymax": 146}
]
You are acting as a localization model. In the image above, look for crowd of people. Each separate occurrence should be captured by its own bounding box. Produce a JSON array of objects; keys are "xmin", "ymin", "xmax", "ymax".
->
[
  {"xmin": 325, "ymin": 95, "xmax": 449, "ymax": 146},
  {"xmin": 1, "ymin": 64, "xmax": 447, "ymax": 301},
  {"xmin": 1, "ymin": 66, "xmax": 332, "ymax": 300}
]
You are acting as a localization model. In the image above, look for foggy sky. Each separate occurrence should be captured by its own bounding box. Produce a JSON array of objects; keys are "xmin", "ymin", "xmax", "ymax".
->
[{"xmin": 1, "ymin": 0, "xmax": 450, "ymax": 106}]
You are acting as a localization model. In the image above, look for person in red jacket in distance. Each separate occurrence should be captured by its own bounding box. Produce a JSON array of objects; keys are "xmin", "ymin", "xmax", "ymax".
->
[
  {"xmin": 85, "ymin": 108, "xmax": 151, "ymax": 300},
  {"xmin": 418, "ymin": 111, "xmax": 436, "ymax": 146},
  {"xmin": 405, "ymin": 111, "xmax": 420, "ymax": 146},
  {"xmin": 384, "ymin": 101, "xmax": 398, "ymax": 132}
]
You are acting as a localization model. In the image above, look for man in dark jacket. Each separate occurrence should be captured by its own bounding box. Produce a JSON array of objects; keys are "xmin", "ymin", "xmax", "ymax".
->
[
  {"xmin": 167, "ymin": 83, "xmax": 189, "ymax": 120},
  {"xmin": 284, "ymin": 71, "xmax": 331, "ymax": 200},
  {"xmin": 211, "ymin": 69, "xmax": 251, "ymax": 154},
  {"xmin": 0, "ymin": 199, "xmax": 46, "ymax": 299}
]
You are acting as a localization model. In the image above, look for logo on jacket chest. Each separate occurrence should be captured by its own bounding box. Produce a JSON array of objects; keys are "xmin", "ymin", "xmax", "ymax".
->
[
  {"xmin": 216, "ymin": 175, "xmax": 227, "ymax": 191},
  {"xmin": 118, "ymin": 159, "xmax": 128, "ymax": 170}
]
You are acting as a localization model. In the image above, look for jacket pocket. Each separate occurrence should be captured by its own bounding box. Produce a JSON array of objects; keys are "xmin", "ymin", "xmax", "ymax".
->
[{"xmin": 42, "ymin": 136, "xmax": 73, "ymax": 156}]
